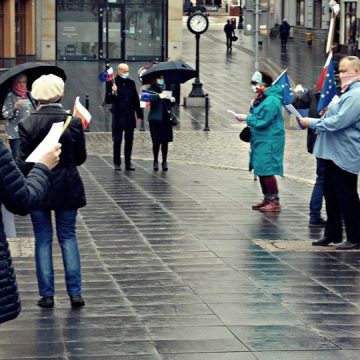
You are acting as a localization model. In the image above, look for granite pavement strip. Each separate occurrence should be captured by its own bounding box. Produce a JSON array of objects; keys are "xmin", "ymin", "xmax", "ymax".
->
[{"xmin": 1, "ymin": 16, "xmax": 360, "ymax": 360}]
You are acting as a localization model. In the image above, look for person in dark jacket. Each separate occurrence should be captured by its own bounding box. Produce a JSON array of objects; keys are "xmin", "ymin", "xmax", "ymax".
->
[
  {"xmin": 106, "ymin": 63, "xmax": 143, "ymax": 171},
  {"xmin": 17, "ymin": 74, "xmax": 87, "ymax": 309},
  {"xmin": 148, "ymin": 75, "xmax": 176, "ymax": 171},
  {"xmin": 292, "ymin": 85, "xmax": 326, "ymax": 227},
  {"xmin": 224, "ymin": 19, "xmax": 235, "ymax": 51},
  {"xmin": 279, "ymin": 18, "xmax": 290, "ymax": 50},
  {"xmin": 0, "ymin": 137, "xmax": 61, "ymax": 324}
]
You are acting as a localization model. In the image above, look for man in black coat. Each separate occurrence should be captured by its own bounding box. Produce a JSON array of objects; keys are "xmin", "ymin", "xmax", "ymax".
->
[
  {"xmin": 279, "ymin": 18, "xmax": 290, "ymax": 50},
  {"xmin": 106, "ymin": 63, "xmax": 143, "ymax": 171},
  {"xmin": 224, "ymin": 19, "xmax": 235, "ymax": 51}
]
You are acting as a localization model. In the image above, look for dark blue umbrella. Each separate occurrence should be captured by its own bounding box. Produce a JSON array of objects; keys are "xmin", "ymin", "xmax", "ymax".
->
[{"xmin": 140, "ymin": 60, "xmax": 196, "ymax": 85}]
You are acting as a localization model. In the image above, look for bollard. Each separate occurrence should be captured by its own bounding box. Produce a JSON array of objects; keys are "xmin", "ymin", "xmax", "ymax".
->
[{"xmin": 203, "ymin": 94, "xmax": 210, "ymax": 131}]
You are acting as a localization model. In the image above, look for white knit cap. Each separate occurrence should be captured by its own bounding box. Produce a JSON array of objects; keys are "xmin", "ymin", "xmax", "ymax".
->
[{"xmin": 31, "ymin": 74, "xmax": 64, "ymax": 103}]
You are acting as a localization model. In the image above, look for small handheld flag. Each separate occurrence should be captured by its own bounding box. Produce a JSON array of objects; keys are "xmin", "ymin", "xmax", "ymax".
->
[
  {"xmin": 316, "ymin": 52, "xmax": 337, "ymax": 112},
  {"xmin": 98, "ymin": 67, "xmax": 115, "ymax": 82},
  {"xmin": 273, "ymin": 69, "xmax": 293, "ymax": 105},
  {"xmin": 73, "ymin": 96, "xmax": 92, "ymax": 129}
]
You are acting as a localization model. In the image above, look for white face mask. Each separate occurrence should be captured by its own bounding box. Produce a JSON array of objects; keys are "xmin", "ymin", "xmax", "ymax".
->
[
  {"xmin": 252, "ymin": 85, "xmax": 258, "ymax": 92},
  {"xmin": 120, "ymin": 73, "xmax": 129, "ymax": 79}
]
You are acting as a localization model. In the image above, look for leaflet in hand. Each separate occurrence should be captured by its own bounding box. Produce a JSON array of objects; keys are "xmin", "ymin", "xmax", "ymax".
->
[
  {"xmin": 26, "ymin": 122, "xmax": 64, "ymax": 163},
  {"xmin": 285, "ymin": 104, "xmax": 305, "ymax": 129},
  {"xmin": 226, "ymin": 109, "xmax": 237, "ymax": 116}
]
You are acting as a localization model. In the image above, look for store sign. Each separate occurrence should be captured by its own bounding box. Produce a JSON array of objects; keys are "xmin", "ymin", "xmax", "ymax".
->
[{"xmin": 205, "ymin": 5, "xmax": 218, "ymax": 12}]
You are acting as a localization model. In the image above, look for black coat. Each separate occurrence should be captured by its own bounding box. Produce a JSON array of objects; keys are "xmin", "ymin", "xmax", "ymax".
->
[
  {"xmin": 17, "ymin": 105, "xmax": 87, "ymax": 210},
  {"xmin": 0, "ymin": 139, "xmax": 52, "ymax": 324},
  {"xmin": 105, "ymin": 76, "xmax": 143, "ymax": 137}
]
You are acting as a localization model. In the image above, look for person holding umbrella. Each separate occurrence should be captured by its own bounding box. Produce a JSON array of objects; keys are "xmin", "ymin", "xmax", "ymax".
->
[
  {"xmin": 147, "ymin": 74, "xmax": 176, "ymax": 171},
  {"xmin": 1, "ymin": 73, "xmax": 36, "ymax": 158}
]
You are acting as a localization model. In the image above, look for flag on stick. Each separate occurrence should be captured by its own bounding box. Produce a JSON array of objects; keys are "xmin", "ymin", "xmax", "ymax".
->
[
  {"xmin": 98, "ymin": 67, "xmax": 115, "ymax": 82},
  {"xmin": 73, "ymin": 96, "xmax": 92, "ymax": 129},
  {"xmin": 272, "ymin": 69, "xmax": 293, "ymax": 105},
  {"xmin": 316, "ymin": 52, "xmax": 337, "ymax": 112}
]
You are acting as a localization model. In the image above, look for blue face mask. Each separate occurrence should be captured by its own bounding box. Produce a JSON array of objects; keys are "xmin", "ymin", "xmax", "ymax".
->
[
  {"xmin": 157, "ymin": 79, "xmax": 164, "ymax": 86},
  {"xmin": 121, "ymin": 73, "xmax": 129, "ymax": 79}
]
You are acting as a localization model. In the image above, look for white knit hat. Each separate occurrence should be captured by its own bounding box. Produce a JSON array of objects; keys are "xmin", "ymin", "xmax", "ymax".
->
[{"xmin": 31, "ymin": 74, "xmax": 64, "ymax": 103}]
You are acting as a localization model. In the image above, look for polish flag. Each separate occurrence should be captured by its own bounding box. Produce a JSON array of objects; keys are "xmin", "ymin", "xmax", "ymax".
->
[
  {"xmin": 106, "ymin": 67, "xmax": 114, "ymax": 82},
  {"xmin": 73, "ymin": 96, "xmax": 92, "ymax": 129}
]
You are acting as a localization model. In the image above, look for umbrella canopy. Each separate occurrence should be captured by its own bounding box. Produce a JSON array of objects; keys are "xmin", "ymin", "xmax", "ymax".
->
[
  {"xmin": 0, "ymin": 62, "xmax": 66, "ymax": 118},
  {"xmin": 140, "ymin": 60, "xmax": 196, "ymax": 85}
]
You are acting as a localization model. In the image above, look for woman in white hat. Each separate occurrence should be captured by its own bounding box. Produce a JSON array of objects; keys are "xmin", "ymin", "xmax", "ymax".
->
[{"xmin": 17, "ymin": 74, "xmax": 86, "ymax": 309}]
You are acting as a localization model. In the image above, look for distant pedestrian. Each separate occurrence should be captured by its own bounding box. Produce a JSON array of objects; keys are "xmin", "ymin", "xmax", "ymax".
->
[
  {"xmin": 299, "ymin": 56, "xmax": 360, "ymax": 250},
  {"xmin": 292, "ymin": 85, "xmax": 326, "ymax": 227},
  {"xmin": 17, "ymin": 74, "xmax": 87, "ymax": 308},
  {"xmin": 235, "ymin": 71, "xmax": 285, "ymax": 212},
  {"xmin": 279, "ymin": 18, "xmax": 290, "ymax": 50},
  {"xmin": 1, "ymin": 73, "xmax": 36, "ymax": 158},
  {"xmin": 224, "ymin": 19, "xmax": 235, "ymax": 51},
  {"xmin": 106, "ymin": 63, "xmax": 143, "ymax": 171},
  {"xmin": 147, "ymin": 75, "xmax": 176, "ymax": 171}
]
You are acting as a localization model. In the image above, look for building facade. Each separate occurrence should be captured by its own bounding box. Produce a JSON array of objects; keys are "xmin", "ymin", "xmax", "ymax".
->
[{"xmin": 0, "ymin": 0, "xmax": 183, "ymax": 64}]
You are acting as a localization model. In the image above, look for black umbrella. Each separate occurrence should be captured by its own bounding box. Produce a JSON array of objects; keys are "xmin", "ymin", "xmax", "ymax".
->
[
  {"xmin": 140, "ymin": 60, "xmax": 196, "ymax": 84},
  {"xmin": 0, "ymin": 62, "xmax": 66, "ymax": 118}
]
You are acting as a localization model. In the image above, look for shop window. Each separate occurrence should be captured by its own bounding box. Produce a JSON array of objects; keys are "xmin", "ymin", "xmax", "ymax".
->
[
  {"xmin": 296, "ymin": 0, "xmax": 305, "ymax": 26},
  {"xmin": 344, "ymin": 2, "xmax": 357, "ymax": 44}
]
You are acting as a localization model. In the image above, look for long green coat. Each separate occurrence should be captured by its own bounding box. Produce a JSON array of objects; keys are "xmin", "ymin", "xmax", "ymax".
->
[{"xmin": 246, "ymin": 85, "xmax": 285, "ymax": 176}]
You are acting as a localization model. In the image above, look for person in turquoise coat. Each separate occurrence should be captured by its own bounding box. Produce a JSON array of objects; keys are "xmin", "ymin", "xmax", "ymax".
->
[{"xmin": 235, "ymin": 71, "xmax": 285, "ymax": 212}]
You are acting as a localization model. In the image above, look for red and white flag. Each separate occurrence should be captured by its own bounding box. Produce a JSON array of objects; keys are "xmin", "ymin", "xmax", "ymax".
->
[
  {"xmin": 106, "ymin": 67, "xmax": 114, "ymax": 82},
  {"xmin": 73, "ymin": 96, "xmax": 92, "ymax": 129},
  {"xmin": 317, "ymin": 52, "xmax": 333, "ymax": 91}
]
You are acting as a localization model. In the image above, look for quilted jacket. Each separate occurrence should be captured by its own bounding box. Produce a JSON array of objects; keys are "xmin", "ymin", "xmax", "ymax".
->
[{"xmin": 0, "ymin": 139, "xmax": 52, "ymax": 324}]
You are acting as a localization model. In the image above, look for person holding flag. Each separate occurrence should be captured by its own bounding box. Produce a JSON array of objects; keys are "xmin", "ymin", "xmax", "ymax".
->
[
  {"xmin": 299, "ymin": 56, "xmax": 360, "ymax": 250},
  {"xmin": 105, "ymin": 63, "xmax": 143, "ymax": 171},
  {"xmin": 235, "ymin": 70, "xmax": 285, "ymax": 212}
]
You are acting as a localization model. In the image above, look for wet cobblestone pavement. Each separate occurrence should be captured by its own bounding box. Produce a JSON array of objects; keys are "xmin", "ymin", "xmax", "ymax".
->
[{"xmin": 2, "ymin": 16, "xmax": 360, "ymax": 360}]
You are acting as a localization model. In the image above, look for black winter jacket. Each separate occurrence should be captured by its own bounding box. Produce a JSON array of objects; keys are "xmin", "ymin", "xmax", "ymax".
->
[
  {"xmin": 0, "ymin": 139, "xmax": 52, "ymax": 324},
  {"xmin": 17, "ymin": 104, "xmax": 87, "ymax": 210},
  {"xmin": 105, "ymin": 76, "xmax": 143, "ymax": 136}
]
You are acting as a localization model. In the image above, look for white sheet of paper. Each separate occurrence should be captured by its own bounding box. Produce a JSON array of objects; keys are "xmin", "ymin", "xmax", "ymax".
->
[
  {"xmin": 285, "ymin": 104, "xmax": 303, "ymax": 119},
  {"xmin": 163, "ymin": 91, "xmax": 172, "ymax": 99},
  {"xmin": 227, "ymin": 110, "xmax": 237, "ymax": 116},
  {"xmin": 25, "ymin": 122, "xmax": 64, "ymax": 163}
]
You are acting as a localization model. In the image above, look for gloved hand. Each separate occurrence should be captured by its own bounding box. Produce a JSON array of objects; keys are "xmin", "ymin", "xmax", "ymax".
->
[
  {"xmin": 170, "ymin": 97, "xmax": 176, "ymax": 103},
  {"xmin": 235, "ymin": 113, "xmax": 247, "ymax": 122},
  {"xmin": 294, "ymin": 84, "xmax": 304, "ymax": 94}
]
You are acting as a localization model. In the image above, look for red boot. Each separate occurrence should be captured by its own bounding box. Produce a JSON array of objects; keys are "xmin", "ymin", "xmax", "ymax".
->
[
  {"xmin": 252, "ymin": 199, "xmax": 270, "ymax": 210},
  {"xmin": 259, "ymin": 199, "xmax": 281, "ymax": 212}
]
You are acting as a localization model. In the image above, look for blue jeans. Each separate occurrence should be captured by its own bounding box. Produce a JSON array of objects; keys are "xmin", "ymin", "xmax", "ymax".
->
[
  {"xmin": 31, "ymin": 209, "xmax": 82, "ymax": 297},
  {"xmin": 309, "ymin": 158, "xmax": 325, "ymax": 221},
  {"xmin": 9, "ymin": 138, "xmax": 20, "ymax": 159}
]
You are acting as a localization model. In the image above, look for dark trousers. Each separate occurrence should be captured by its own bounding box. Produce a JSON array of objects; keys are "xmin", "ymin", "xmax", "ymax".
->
[
  {"xmin": 324, "ymin": 160, "xmax": 360, "ymax": 243},
  {"xmin": 113, "ymin": 128, "xmax": 134, "ymax": 166},
  {"xmin": 226, "ymin": 36, "xmax": 233, "ymax": 49}
]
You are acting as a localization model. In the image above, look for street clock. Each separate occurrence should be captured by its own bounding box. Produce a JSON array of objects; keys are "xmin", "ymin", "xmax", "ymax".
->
[{"xmin": 187, "ymin": 11, "xmax": 209, "ymax": 35}]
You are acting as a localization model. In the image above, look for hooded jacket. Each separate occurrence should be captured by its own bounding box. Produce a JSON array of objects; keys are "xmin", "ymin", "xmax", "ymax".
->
[{"xmin": 246, "ymin": 84, "xmax": 285, "ymax": 176}]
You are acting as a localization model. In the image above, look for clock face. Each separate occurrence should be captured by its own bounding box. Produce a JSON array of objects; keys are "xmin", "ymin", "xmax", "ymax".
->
[{"xmin": 188, "ymin": 14, "xmax": 209, "ymax": 34}]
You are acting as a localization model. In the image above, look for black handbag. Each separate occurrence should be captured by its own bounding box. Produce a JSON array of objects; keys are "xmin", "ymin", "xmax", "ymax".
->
[
  {"xmin": 239, "ymin": 126, "xmax": 251, "ymax": 142},
  {"xmin": 232, "ymin": 35, "xmax": 238, "ymax": 41},
  {"xmin": 164, "ymin": 101, "xmax": 179, "ymax": 126}
]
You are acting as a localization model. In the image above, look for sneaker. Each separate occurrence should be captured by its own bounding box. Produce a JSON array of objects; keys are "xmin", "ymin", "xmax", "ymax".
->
[
  {"xmin": 252, "ymin": 199, "xmax": 269, "ymax": 210},
  {"xmin": 37, "ymin": 296, "xmax": 54, "ymax": 308},
  {"xmin": 309, "ymin": 218, "xmax": 326, "ymax": 227},
  {"xmin": 70, "ymin": 295, "xmax": 85, "ymax": 308},
  {"xmin": 259, "ymin": 200, "xmax": 281, "ymax": 212}
]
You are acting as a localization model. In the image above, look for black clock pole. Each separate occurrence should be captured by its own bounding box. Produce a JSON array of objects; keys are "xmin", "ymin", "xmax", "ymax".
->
[{"xmin": 189, "ymin": 33, "xmax": 205, "ymax": 97}]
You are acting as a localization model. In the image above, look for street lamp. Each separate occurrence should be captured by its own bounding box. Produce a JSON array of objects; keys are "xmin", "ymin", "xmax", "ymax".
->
[{"xmin": 238, "ymin": 0, "xmax": 243, "ymax": 29}]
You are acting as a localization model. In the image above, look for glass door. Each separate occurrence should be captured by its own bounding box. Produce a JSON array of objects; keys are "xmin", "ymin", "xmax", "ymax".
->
[{"xmin": 100, "ymin": 4, "xmax": 125, "ymax": 60}]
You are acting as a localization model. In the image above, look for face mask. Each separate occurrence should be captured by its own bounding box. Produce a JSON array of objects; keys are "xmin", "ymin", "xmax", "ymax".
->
[
  {"xmin": 252, "ymin": 85, "xmax": 263, "ymax": 93},
  {"xmin": 121, "ymin": 73, "xmax": 129, "ymax": 79},
  {"xmin": 157, "ymin": 79, "xmax": 164, "ymax": 86}
]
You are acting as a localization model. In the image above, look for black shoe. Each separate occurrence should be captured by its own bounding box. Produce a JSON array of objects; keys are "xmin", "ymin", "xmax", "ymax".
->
[
  {"xmin": 336, "ymin": 242, "xmax": 360, "ymax": 250},
  {"xmin": 125, "ymin": 164, "xmax": 135, "ymax": 171},
  {"xmin": 153, "ymin": 160, "xmax": 159, "ymax": 171},
  {"xmin": 70, "ymin": 295, "xmax": 85, "ymax": 308},
  {"xmin": 309, "ymin": 218, "xmax": 326, "ymax": 227},
  {"xmin": 162, "ymin": 161, "xmax": 168, "ymax": 171},
  {"xmin": 37, "ymin": 296, "xmax": 54, "ymax": 308},
  {"xmin": 312, "ymin": 237, "xmax": 342, "ymax": 246},
  {"xmin": 114, "ymin": 165, "xmax": 121, "ymax": 171}
]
